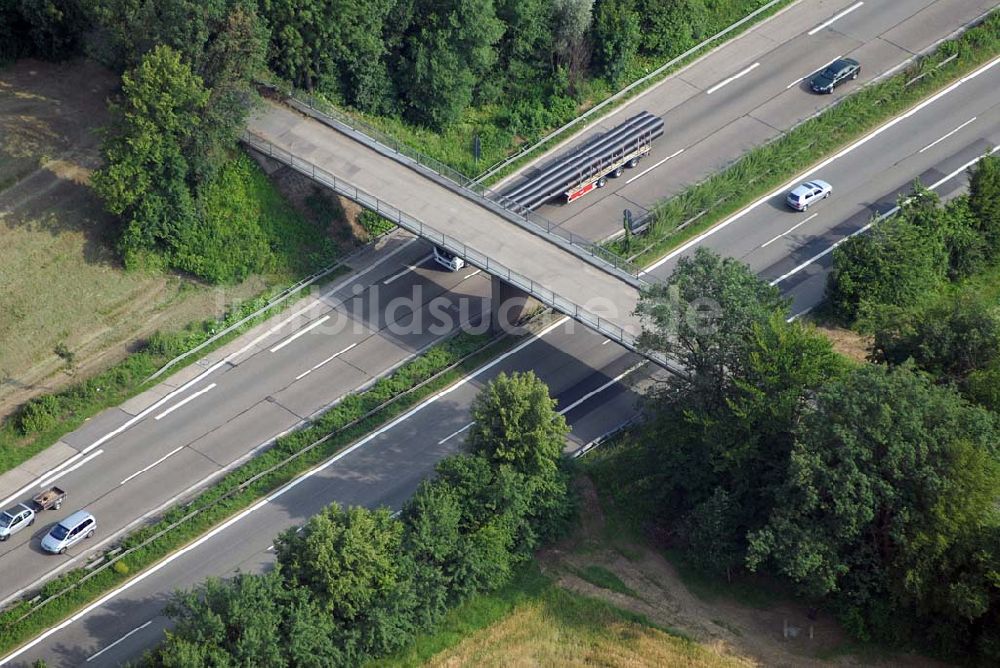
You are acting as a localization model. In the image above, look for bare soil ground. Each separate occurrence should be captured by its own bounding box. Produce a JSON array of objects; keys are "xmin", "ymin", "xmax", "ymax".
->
[
  {"xmin": 0, "ymin": 59, "xmax": 268, "ymax": 418},
  {"xmin": 534, "ymin": 477, "xmax": 948, "ymax": 668},
  {"xmin": 810, "ymin": 322, "xmax": 873, "ymax": 364}
]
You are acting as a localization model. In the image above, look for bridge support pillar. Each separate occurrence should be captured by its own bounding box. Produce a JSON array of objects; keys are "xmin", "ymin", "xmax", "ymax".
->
[{"xmin": 490, "ymin": 275, "xmax": 539, "ymax": 335}]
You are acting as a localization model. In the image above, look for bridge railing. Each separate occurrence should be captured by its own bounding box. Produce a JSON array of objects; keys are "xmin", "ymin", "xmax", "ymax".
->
[
  {"xmin": 281, "ymin": 93, "xmax": 649, "ymax": 286},
  {"xmin": 242, "ymin": 131, "xmax": 675, "ymax": 370}
]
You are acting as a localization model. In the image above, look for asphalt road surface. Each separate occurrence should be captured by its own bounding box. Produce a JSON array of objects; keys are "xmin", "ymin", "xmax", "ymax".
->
[
  {"xmin": 0, "ymin": 237, "xmax": 496, "ymax": 607},
  {"xmin": 506, "ymin": 0, "xmax": 994, "ymax": 241},
  {"xmin": 3, "ymin": 1, "xmax": 997, "ymax": 664}
]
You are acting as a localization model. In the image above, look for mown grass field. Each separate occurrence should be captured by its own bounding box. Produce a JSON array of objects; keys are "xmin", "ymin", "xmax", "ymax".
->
[
  {"xmin": 376, "ymin": 565, "xmax": 748, "ymax": 668},
  {"xmin": 0, "ymin": 58, "xmax": 333, "ymax": 419}
]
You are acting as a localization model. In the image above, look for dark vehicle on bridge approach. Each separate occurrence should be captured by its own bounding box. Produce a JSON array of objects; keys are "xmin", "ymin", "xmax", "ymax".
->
[{"xmin": 810, "ymin": 58, "xmax": 861, "ymax": 93}]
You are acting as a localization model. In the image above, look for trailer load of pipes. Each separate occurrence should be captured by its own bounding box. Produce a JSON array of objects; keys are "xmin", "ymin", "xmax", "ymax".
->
[{"xmin": 503, "ymin": 111, "xmax": 665, "ymax": 211}]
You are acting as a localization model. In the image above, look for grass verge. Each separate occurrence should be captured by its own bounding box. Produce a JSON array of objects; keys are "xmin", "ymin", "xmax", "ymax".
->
[
  {"xmin": 610, "ymin": 10, "xmax": 1000, "ymax": 266},
  {"xmin": 0, "ymin": 322, "xmax": 525, "ymax": 656},
  {"xmin": 374, "ymin": 562, "xmax": 741, "ymax": 668}
]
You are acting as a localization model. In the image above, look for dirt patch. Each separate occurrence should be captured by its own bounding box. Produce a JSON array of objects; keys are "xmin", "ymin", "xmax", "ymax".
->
[
  {"xmin": 536, "ymin": 477, "xmax": 947, "ymax": 668},
  {"xmin": 0, "ymin": 59, "xmax": 266, "ymax": 419},
  {"xmin": 810, "ymin": 323, "xmax": 872, "ymax": 364}
]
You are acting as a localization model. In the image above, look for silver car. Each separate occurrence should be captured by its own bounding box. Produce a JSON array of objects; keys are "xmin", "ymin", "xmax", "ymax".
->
[
  {"xmin": 41, "ymin": 510, "xmax": 96, "ymax": 554},
  {"xmin": 786, "ymin": 179, "xmax": 832, "ymax": 211},
  {"xmin": 0, "ymin": 504, "xmax": 35, "ymax": 541}
]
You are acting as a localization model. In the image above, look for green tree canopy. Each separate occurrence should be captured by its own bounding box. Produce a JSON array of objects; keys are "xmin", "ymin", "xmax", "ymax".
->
[
  {"xmin": 969, "ymin": 154, "xmax": 1000, "ymax": 261},
  {"xmin": 592, "ymin": 0, "xmax": 639, "ymax": 84},
  {"xmin": 467, "ymin": 370, "xmax": 569, "ymax": 477},
  {"xmin": 747, "ymin": 364, "xmax": 1000, "ymax": 647}
]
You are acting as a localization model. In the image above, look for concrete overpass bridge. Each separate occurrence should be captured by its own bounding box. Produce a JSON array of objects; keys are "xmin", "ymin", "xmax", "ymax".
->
[{"xmin": 244, "ymin": 98, "xmax": 678, "ymax": 371}]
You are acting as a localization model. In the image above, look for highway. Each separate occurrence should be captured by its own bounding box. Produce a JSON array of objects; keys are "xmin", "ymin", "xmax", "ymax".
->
[
  {"xmin": 8, "ymin": 56, "xmax": 999, "ymax": 661},
  {"xmin": 2, "ymin": 0, "xmax": 997, "ymax": 664},
  {"xmin": 0, "ymin": 236, "xmax": 498, "ymax": 607},
  {"xmin": 512, "ymin": 0, "xmax": 994, "ymax": 241}
]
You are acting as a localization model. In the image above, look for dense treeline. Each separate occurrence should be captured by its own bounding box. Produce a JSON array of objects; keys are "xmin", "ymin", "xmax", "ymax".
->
[
  {"xmin": 826, "ymin": 156, "xmax": 1000, "ymax": 411},
  {"xmin": 1, "ymin": 0, "xmax": 777, "ymax": 281},
  {"xmin": 145, "ymin": 371, "xmax": 574, "ymax": 666},
  {"xmin": 594, "ymin": 220, "xmax": 1000, "ymax": 661}
]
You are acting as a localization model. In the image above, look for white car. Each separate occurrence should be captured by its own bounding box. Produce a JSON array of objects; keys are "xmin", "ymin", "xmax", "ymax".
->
[
  {"xmin": 786, "ymin": 180, "xmax": 832, "ymax": 211},
  {"xmin": 0, "ymin": 504, "xmax": 35, "ymax": 541}
]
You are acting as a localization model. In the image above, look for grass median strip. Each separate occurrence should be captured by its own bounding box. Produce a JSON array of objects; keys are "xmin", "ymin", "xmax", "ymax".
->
[
  {"xmin": 0, "ymin": 321, "xmax": 533, "ymax": 656},
  {"xmin": 610, "ymin": 10, "xmax": 1000, "ymax": 267}
]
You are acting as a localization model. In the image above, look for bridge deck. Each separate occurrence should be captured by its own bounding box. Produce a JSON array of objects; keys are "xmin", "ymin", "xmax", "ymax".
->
[{"xmin": 247, "ymin": 101, "xmax": 644, "ymax": 340}]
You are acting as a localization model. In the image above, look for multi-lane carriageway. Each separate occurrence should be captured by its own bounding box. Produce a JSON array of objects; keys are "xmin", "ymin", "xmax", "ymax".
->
[{"xmin": 3, "ymin": 0, "xmax": 998, "ymax": 664}]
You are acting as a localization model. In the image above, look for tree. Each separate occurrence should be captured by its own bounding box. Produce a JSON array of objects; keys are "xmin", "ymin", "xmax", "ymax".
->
[
  {"xmin": 636, "ymin": 247, "xmax": 789, "ymax": 407},
  {"xmin": 747, "ymin": 364, "xmax": 1000, "ymax": 648},
  {"xmin": 871, "ymin": 295, "xmax": 1000, "ymax": 382},
  {"xmin": 274, "ymin": 503, "xmax": 417, "ymax": 660},
  {"xmin": 263, "ymin": 0, "xmax": 395, "ymax": 112},
  {"xmin": 92, "ymin": 45, "xmax": 208, "ymax": 270},
  {"xmin": 592, "ymin": 0, "xmax": 639, "ymax": 84},
  {"xmin": 13, "ymin": 0, "xmax": 89, "ymax": 60},
  {"xmin": 825, "ymin": 212, "xmax": 947, "ymax": 324},
  {"xmin": 495, "ymin": 0, "xmax": 552, "ymax": 85},
  {"xmin": 401, "ymin": 0, "xmax": 504, "ymax": 128},
  {"xmin": 467, "ymin": 371, "xmax": 568, "ymax": 476},
  {"xmin": 969, "ymin": 154, "xmax": 1000, "ymax": 261},
  {"xmin": 638, "ymin": 0, "xmax": 710, "ymax": 58},
  {"xmin": 551, "ymin": 0, "xmax": 592, "ymax": 81}
]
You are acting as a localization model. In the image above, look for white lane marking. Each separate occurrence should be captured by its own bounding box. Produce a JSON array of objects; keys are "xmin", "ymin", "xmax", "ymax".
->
[
  {"xmin": 786, "ymin": 56, "xmax": 840, "ymax": 89},
  {"xmin": 154, "ymin": 384, "xmax": 216, "ymax": 421},
  {"xmin": 761, "ymin": 213, "xmax": 818, "ymax": 248},
  {"xmin": 85, "ymin": 620, "xmax": 154, "ymax": 662},
  {"xmin": 464, "ymin": 269, "xmax": 482, "ymax": 279},
  {"xmin": 269, "ymin": 315, "xmax": 331, "ymax": 353},
  {"xmin": 919, "ymin": 117, "xmax": 976, "ymax": 153},
  {"xmin": 558, "ymin": 362, "xmax": 646, "ymax": 416},
  {"xmin": 601, "ymin": 339, "xmax": 611, "ymax": 345},
  {"xmin": 706, "ymin": 62, "xmax": 760, "ymax": 95},
  {"xmin": 769, "ymin": 146, "xmax": 1000, "ymax": 286},
  {"xmin": 120, "ymin": 445, "xmax": 186, "ymax": 486},
  {"xmin": 438, "ymin": 421, "xmax": 475, "ymax": 445},
  {"xmin": 807, "ymin": 2, "xmax": 863, "ymax": 36},
  {"xmin": 625, "ymin": 148, "xmax": 685, "ymax": 184},
  {"xmin": 787, "ymin": 306, "xmax": 815, "ymax": 322},
  {"xmin": 0, "ymin": 317, "xmax": 582, "ymax": 666},
  {"xmin": 36, "ymin": 449, "xmax": 104, "ymax": 489},
  {"xmin": 295, "ymin": 342, "xmax": 359, "ymax": 381},
  {"xmin": 640, "ymin": 54, "xmax": 1000, "ymax": 277},
  {"xmin": 384, "ymin": 253, "xmax": 432, "ymax": 285}
]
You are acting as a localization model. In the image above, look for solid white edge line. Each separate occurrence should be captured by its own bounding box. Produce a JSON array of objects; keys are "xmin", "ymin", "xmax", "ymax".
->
[
  {"xmin": 120, "ymin": 445, "xmax": 187, "ymax": 486},
  {"xmin": 558, "ymin": 362, "xmax": 646, "ymax": 416},
  {"xmin": 626, "ymin": 148, "xmax": 685, "ymax": 184},
  {"xmin": 706, "ymin": 62, "xmax": 760, "ymax": 94},
  {"xmin": 640, "ymin": 54, "xmax": 1000, "ymax": 277},
  {"xmin": 807, "ymin": 1, "xmax": 864, "ymax": 36},
  {"xmin": 36, "ymin": 449, "xmax": 104, "ymax": 490},
  {"xmin": 0, "ymin": 316, "xmax": 576, "ymax": 666},
  {"xmin": 269, "ymin": 315, "xmax": 331, "ymax": 353},
  {"xmin": 85, "ymin": 620, "xmax": 154, "ymax": 662},
  {"xmin": 918, "ymin": 116, "xmax": 976, "ymax": 153},
  {"xmin": 437, "ymin": 422, "xmax": 475, "ymax": 445},
  {"xmin": 769, "ymin": 145, "xmax": 1000, "ymax": 286},
  {"xmin": 761, "ymin": 212, "xmax": 818, "ymax": 247},
  {"xmin": 463, "ymin": 269, "xmax": 482, "ymax": 280},
  {"xmin": 153, "ymin": 383, "xmax": 217, "ymax": 421}
]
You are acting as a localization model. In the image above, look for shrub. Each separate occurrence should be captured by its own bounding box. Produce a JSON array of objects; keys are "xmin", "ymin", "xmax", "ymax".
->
[{"xmin": 17, "ymin": 395, "xmax": 62, "ymax": 436}]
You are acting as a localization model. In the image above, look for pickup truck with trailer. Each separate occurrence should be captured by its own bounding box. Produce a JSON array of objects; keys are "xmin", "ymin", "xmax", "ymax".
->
[
  {"xmin": 0, "ymin": 486, "xmax": 66, "ymax": 542},
  {"xmin": 502, "ymin": 111, "xmax": 665, "ymax": 211}
]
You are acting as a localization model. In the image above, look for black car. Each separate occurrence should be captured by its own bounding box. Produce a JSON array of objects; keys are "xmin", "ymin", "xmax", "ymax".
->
[{"xmin": 810, "ymin": 58, "xmax": 861, "ymax": 94}]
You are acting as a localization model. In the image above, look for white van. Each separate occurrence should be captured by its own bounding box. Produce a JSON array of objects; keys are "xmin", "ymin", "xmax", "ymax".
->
[
  {"xmin": 41, "ymin": 510, "xmax": 96, "ymax": 554},
  {"xmin": 432, "ymin": 245, "xmax": 465, "ymax": 272}
]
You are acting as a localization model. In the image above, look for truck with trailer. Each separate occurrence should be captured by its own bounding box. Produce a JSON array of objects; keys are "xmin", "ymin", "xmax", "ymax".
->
[{"xmin": 502, "ymin": 111, "xmax": 665, "ymax": 211}]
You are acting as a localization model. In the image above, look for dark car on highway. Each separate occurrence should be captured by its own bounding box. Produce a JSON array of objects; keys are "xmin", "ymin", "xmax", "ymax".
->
[{"xmin": 810, "ymin": 58, "xmax": 861, "ymax": 93}]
